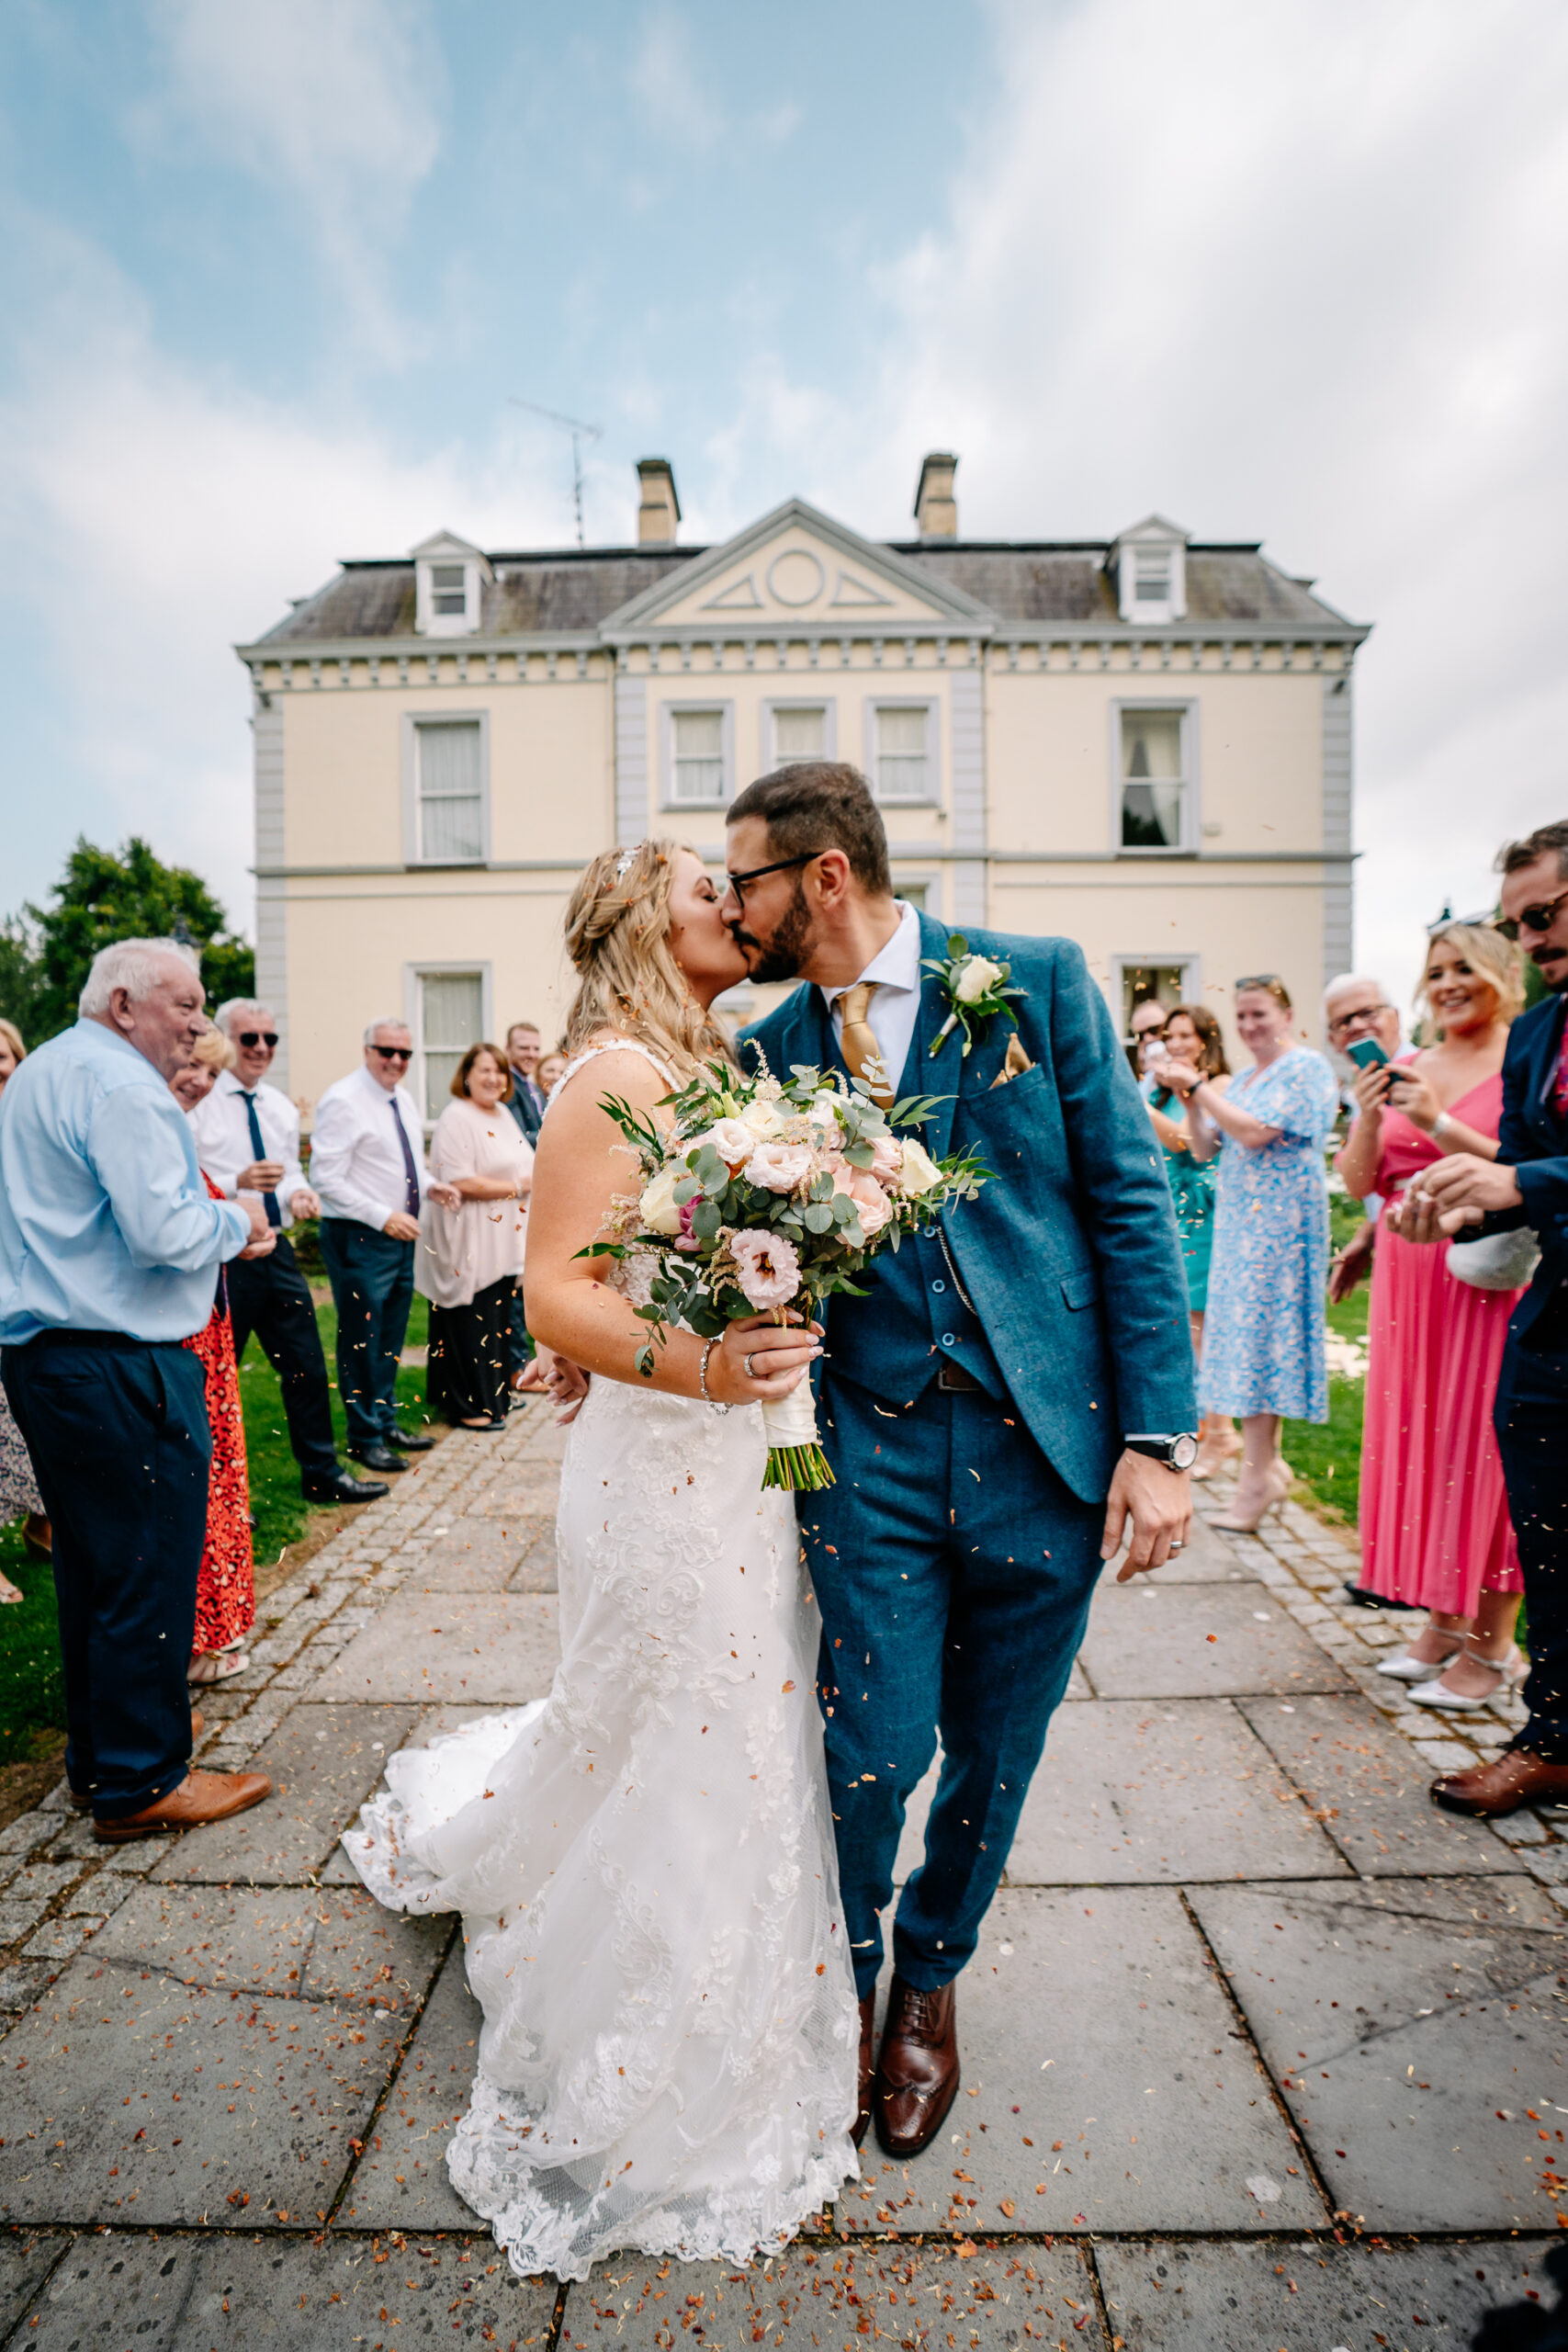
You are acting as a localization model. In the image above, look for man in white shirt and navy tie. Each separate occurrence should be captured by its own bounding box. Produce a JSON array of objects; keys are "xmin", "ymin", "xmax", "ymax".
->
[
  {"xmin": 191, "ymin": 1001, "xmax": 387, "ymax": 1504},
  {"xmin": 310, "ymin": 1018, "xmax": 459, "ymax": 1473}
]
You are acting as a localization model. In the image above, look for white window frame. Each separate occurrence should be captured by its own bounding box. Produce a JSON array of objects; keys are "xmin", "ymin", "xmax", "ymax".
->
[
  {"xmin": 763, "ymin": 696, "xmax": 838, "ymax": 772},
  {"xmin": 891, "ymin": 870, "xmax": 940, "ymax": 920},
  {"xmin": 864, "ymin": 696, "xmax": 941, "ymax": 807},
  {"xmin": 1111, "ymin": 955, "xmax": 1201, "ymax": 1047},
  {"xmin": 415, "ymin": 554, "xmax": 482, "ymax": 637},
  {"xmin": 403, "ymin": 961, "xmax": 494, "ymax": 1129},
  {"xmin": 659, "ymin": 700, "xmax": 735, "ymax": 809},
  {"xmin": 1111, "ymin": 699, "xmax": 1198, "ymax": 856},
  {"xmin": 1114, "ymin": 534, "xmax": 1186, "ymax": 623},
  {"xmin": 401, "ymin": 711, "xmax": 491, "ymax": 866}
]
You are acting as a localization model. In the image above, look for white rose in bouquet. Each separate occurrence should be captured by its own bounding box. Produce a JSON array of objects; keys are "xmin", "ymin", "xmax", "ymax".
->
[
  {"xmin": 638, "ymin": 1164, "xmax": 685, "ymax": 1236},
  {"xmin": 954, "ymin": 955, "xmax": 1005, "ymax": 1004},
  {"xmin": 740, "ymin": 1096, "xmax": 786, "ymax": 1139},
  {"xmin": 896, "ymin": 1136, "xmax": 944, "ymax": 1196}
]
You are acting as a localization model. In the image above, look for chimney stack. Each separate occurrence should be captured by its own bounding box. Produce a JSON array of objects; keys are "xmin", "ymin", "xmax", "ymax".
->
[
  {"xmin": 913, "ymin": 451, "xmax": 958, "ymax": 540},
  {"xmin": 637, "ymin": 458, "xmax": 681, "ymax": 546}
]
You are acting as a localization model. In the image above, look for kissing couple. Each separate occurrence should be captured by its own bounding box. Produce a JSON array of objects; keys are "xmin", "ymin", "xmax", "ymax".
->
[{"xmin": 344, "ymin": 760, "xmax": 1196, "ymax": 2281}]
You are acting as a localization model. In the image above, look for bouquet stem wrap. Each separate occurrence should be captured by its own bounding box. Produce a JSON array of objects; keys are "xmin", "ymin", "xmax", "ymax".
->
[{"xmin": 760, "ymin": 1379, "xmax": 834, "ymax": 1492}]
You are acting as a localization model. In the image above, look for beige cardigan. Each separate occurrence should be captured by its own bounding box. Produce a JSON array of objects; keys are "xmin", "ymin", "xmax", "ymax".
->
[{"xmin": 413, "ymin": 1098, "xmax": 532, "ymax": 1311}]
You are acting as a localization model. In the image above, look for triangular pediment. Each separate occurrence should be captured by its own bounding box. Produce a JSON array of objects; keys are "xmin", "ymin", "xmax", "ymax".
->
[{"xmin": 601, "ymin": 499, "xmax": 993, "ymax": 634}]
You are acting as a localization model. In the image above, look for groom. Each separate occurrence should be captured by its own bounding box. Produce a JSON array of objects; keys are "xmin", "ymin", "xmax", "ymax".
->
[{"xmin": 728, "ymin": 762, "xmax": 1196, "ymax": 2159}]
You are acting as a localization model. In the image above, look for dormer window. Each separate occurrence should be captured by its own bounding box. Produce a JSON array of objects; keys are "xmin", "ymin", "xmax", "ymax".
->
[
  {"xmin": 412, "ymin": 530, "xmax": 491, "ymax": 638},
  {"xmin": 1111, "ymin": 515, "xmax": 1188, "ymax": 624}
]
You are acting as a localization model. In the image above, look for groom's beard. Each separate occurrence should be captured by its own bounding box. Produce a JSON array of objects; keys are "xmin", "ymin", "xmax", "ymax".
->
[{"xmin": 731, "ymin": 877, "xmax": 817, "ymax": 985}]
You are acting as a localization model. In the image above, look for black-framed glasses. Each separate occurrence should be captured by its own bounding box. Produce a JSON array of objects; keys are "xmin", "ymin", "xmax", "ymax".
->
[
  {"xmin": 237, "ymin": 1030, "xmax": 279, "ymax": 1048},
  {"xmin": 723, "ymin": 851, "xmax": 819, "ymax": 903},
  {"xmin": 369, "ymin": 1044, "xmax": 412, "ymax": 1062},
  {"xmin": 1325, "ymin": 1003, "xmax": 1393, "ymax": 1037},
  {"xmin": 1492, "ymin": 885, "xmax": 1568, "ymax": 942}
]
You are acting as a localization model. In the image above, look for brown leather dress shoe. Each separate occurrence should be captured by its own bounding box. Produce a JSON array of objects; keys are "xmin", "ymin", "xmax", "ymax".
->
[
  {"xmin": 1431, "ymin": 1748, "xmax": 1568, "ymax": 1817},
  {"xmin": 853, "ymin": 1992, "xmax": 876, "ymax": 2148},
  {"xmin": 874, "ymin": 1975, "xmax": 960, "ymax": 2157},
  {"xmin": 95, "ymin": 1768, "xmax": 272, "ymax": 1844},
  {"xmin": 72, "ymin": 1708, "xmax": 207, "ymax": 1810}
]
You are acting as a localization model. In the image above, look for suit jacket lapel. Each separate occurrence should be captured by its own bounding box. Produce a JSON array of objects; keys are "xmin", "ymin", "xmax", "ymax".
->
[{"xmin": 915, "ymin": 910, "xmax": 964, "ymax": 1162}]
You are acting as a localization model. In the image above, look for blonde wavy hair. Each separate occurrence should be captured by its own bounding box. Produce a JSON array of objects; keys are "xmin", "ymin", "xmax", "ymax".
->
[
  {"xmin": 562, "ymin": 840, "xmax": 736, "ymax": 1077},
  {"xmin": 1416, "ymin": 922, "xmax": 1525, "ymax": 1031}
]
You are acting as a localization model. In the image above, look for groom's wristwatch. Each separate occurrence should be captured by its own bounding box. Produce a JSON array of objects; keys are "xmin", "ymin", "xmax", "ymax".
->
[{"xmin": 1124, "ymin": 1432, "xmax": 1200, "ymax": 1473}]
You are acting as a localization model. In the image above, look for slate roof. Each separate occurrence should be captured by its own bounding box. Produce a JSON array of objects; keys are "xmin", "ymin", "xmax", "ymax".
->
[{"xmin": 249, "ymin": 539, "xmax": 1354, "ymax": 646}]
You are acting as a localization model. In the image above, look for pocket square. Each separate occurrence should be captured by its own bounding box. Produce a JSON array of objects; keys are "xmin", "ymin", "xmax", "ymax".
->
[{"xmin": 990, "ymin": 1035, "xmax": 1035, "ymax": 1088}]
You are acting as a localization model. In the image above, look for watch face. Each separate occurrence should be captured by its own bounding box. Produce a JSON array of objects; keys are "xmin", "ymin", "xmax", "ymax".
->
[{"xmin": 1171, "ymin": 1432, "xmax": 1200, "ymax": 1471}]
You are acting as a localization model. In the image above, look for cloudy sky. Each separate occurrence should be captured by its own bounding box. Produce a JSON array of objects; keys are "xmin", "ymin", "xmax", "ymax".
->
[{"xmin": 4, "ymin": 0, "xmax": 1566, "ymax": 1002}]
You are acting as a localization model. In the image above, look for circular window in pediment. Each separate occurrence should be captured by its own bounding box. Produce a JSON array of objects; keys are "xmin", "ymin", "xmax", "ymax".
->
[{"xmin": 765, "ymin": 549, "xmax": 826, "ymax": 607}]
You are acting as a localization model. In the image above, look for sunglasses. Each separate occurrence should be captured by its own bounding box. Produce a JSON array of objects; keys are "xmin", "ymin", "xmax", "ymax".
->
[
  {"xmin": 237, "ymin": 1031, "xmax": 279, "ymax": 1049},
  {"xmin": 370, "ymin": 1045, "xmax": 413, "ymax": 1062},
  {"xmin": 1492, "ymin": 885, "xmax": 1568, "ymax": 942},
  {"xmin": 724, "ymin": 851, "xmax": 819, "ymax": 903},
  {"xmin": 1235, "ymin": 974, "xmax": 1286, "ymax": 991}
]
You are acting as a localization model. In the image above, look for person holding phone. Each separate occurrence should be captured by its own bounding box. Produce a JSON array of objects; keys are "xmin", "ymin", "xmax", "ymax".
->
[{"xmin": 1337, "ymin": 922, "xmax": 1526, "ymax": 1705}]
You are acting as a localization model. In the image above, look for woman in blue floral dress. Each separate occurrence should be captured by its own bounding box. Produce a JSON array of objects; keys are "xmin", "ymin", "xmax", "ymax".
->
[{"xmin": 1158, "ymin": 977, "xmax": 1337, "ymax": 1530}]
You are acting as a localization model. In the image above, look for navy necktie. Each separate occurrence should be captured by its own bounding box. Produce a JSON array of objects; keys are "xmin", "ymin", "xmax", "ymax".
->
[
  {"xmin": 389, "ymin": 1095, "xmax": 422, "ymax": 1219},
  {"xmin": 241, "ymin": 1092, "xmax": 281, "ymax": 1228}
]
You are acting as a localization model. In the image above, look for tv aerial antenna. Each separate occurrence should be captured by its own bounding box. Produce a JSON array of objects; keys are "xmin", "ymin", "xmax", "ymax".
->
[{"xmin": 509, "ymin": 399, "xmax": 603, "ymax": 549}]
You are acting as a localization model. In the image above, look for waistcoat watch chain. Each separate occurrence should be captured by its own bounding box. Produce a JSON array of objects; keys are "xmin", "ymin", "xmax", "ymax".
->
[{"xmin": 935, "ymin": 1223, "xmax": 977, "ymax": 1316}]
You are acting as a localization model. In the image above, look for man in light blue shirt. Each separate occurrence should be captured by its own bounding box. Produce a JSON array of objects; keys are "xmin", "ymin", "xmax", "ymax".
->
[{"xmin": 0, "ymin": 939, "xmax": 276, "ymax": 1840}]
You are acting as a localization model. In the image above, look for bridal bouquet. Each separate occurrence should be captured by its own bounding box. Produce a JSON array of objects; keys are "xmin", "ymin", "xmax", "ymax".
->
[{"xmin": 589, "ymin": 1058, "xmax": 990, "ymax": 1491}]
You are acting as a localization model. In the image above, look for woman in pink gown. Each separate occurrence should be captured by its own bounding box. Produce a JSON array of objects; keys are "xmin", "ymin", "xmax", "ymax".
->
[{"xmin": 1338, "ymin": 923, "xmax": 1526, "ymax": 1710}]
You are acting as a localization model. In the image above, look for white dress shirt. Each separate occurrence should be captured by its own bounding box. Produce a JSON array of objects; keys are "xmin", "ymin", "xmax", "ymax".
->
[
  {"xmin": 189, "ymin": 1070, "xmax": 310, "ymax": 1226},
  {"xmin": 818, "ymin": 899, "xmax": 924, "ymax": 1092},
  {"xmin": 310, "ymin": 1065, "xmax": 433, "ymax": 1233}
]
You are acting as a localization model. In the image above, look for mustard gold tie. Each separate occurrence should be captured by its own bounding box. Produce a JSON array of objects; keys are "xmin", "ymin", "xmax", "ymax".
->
[{"xmin": 838, "ymin": 981, "xmax": 895, "ymax": 1104}]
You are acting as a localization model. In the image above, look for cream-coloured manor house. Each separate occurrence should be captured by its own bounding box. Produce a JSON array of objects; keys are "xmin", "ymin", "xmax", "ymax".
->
[{"xmin": 238, "ymin": 455, "xmax": 1370, "ymax": 1118}]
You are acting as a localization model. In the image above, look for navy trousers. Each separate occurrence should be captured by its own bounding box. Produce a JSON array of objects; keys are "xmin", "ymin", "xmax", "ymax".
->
[
  {"xmin": 1495, "ymin": 1331, "xmax": 1568, "ymax": 1762},
  {"xmin": 225, "ymin": 1233, "xmax": 338, "ymax": 1476},
  {"xmin": 2, "ymin": 1335, "xmax": 210, "ymax": 1817},
  {"xmin": 800, "ymin": 1372, "xmax": 1102, "ymax": 1998},
  {"xmin": 319, "ymin": 1218, "xmax": 414, "ymax": 1449}
]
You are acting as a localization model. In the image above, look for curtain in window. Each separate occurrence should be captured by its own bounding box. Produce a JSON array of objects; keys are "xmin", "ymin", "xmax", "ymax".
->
[
  {"xmin": 775, "ymin": 707, "xmax": 826, "ymax": 763},
  {"xmin": 421, "ymin": 971, "xmax": 485, "ymax": 1119},
  {"xmin": 672, "ymin": 710, "xmax": 725, "ymax": 803},
  {"xmin": 418, "ymin": 723, "xmax": 484, "ymax": 860},
  {"xmin": 1121, "ymin": 710, "xmax": 1184, "ymax": 847},
  {"xmin": 874, "ymin": 707, "xmax": 929, "ymax": 800}
]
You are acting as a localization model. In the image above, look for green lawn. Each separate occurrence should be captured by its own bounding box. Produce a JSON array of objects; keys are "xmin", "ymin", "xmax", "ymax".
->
[{"xmin": 0, "ymin": 1292, "xmax": 433, "ymax": 1758}]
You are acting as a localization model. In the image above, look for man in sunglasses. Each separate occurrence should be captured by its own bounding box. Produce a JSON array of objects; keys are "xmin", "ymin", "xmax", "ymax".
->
[
  {"xmin": 190, "ymin": 1001, "xmax": 385, "ymax": 1505},
  {"xmin": 310, "ymin": 1019, "xmax": 460, "ymax": 1475},
  {"xmin": 1389, "ymin": 818, "xmax": 1568, "ymax": 1819}
]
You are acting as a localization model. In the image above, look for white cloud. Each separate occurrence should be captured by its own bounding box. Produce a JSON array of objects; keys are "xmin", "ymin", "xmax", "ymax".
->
[
  {"xmin": 827, "ymin": 0, "xmax": 1568, "ymax": 997},
  {"xmin": 143, "ymin": 0, "xmax": 444, "ymax": 365},
  {"xmin": 629, "ymin": 6, "xmax": 724, "ymax": 153}
]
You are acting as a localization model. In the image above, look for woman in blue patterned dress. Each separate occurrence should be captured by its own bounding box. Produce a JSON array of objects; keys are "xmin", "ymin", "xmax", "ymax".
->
[{"xmin": 1160, "ymin": 977, "xmax": 1337, "ymax": 1531}]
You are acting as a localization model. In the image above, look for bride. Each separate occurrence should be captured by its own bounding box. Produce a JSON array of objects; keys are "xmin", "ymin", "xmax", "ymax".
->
[{"xmin": 343, "ymin": 839, "xmax": 860, "ymax": 2281}]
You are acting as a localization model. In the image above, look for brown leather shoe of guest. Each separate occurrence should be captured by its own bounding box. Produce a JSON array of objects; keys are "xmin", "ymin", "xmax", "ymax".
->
[
  {"xmin": 853, "ymin": 1992, "xmax": 876, "ymax": 2148},
  {"xmin": 874, "ymin": 1975, "xmax": 960, "ymax": 2157},
  {"xmin": 1430, "ymin": 1748, "xmax": 1568, "ymax": 1818},
  {"xmin": 72, "ymin": 1708, "xmax": 208, "ymax": 1810},
  {"xmin": 95, "ymin": 1768, "xmax": 272, "ymax": 1844}
]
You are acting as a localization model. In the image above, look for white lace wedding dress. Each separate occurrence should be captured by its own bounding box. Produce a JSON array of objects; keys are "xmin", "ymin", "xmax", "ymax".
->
[{"xmin": 344, "ymin": 1040, "xmax": 859, "ymax": 2282}]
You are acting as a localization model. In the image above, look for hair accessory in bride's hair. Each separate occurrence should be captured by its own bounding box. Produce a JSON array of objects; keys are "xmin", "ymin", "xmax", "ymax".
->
[{"xmin": 615, "ymin": 846, "xmax": 639, "ymax": 880}]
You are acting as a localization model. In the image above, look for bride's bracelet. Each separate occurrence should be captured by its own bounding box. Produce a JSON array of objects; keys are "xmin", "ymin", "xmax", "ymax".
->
[{"xmin": 698, "ymin": 1337, "xmax": 731, "ymax": 1415}]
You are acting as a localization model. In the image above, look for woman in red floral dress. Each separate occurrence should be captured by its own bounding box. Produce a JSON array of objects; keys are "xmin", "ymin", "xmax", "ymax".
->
[{"xmin": 171, "ymin": 1031, "xmax": 256, "ymax": 1682}]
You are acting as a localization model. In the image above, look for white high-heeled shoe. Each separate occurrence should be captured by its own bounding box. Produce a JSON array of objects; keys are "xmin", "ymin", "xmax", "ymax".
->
[
  {"xmin": 1408, "ymin": 1642, "xmax": 1529, "ymax": 1711},
  {"xmin": 1376, "ymin": 1639, "xmax": 1465, "ymax": 1681}
]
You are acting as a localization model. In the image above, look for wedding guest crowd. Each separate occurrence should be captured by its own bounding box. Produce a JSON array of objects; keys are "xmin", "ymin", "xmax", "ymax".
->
[
  {"xmin": 1143, "ymin": 1005, "xmax": 1239, "ymax": 1477},
  {"xmin": 417, "ymin": 1041, "xmax": 532, "ymax": 1430},
  {"xmin": 0, "ymin": 939, "xmax": 272, "ymax": 1838}
]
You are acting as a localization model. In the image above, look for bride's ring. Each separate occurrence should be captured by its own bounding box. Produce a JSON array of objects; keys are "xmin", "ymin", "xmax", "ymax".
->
[{"xmin": 744, "ymin": 1352, "xmax": 759, "ymax": 1380}]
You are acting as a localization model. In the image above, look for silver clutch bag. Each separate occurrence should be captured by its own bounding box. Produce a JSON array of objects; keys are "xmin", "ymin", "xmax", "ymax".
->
[{"xmin": 1446, "ymin": 1227, "xmax": 1541, "ymax": 1291}]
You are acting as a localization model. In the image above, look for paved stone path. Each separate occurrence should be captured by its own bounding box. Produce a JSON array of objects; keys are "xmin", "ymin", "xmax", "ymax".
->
[{"xmin": 2, "ymin": 1408, "xmax": 1564, "ymax": 2350}]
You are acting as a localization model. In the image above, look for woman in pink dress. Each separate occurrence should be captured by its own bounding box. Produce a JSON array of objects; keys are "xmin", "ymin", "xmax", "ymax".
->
[{"xmin": 1338, "ymin": 922, "xmax": 1527, "ymax": 1709}]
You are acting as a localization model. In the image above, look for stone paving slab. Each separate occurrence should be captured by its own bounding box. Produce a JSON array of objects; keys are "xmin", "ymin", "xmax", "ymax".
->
[
  {"xmin": 407, "ymin": 1520, "xmax": 531, "ymax": 1590},
  {"xmin": 0, "ymin": 2232, "xmax": 68, "ymax": 2344},
  {"xmin": 838, "ymin": 1885, "xmax": 1324, "ymax": 2238},
  {"xmin": 154, "ymin": 1704, "xmax": 422, "ymax": 1885},
  {"xmin": 11, "ymin": 2231, "xmax": 557, "ymax": 2349},
  {"xmin": 509, "ymin": 1525, "xmax": 559, "ymax": 1592},
  {"xmin": 557, "ymin": 2244, "xmax": 1105, "ymax": 2352},
  {"xmin": 93, "ymin": 1883, "xmax": 448, "ymax": 2017},
  {"xmin": 0, "ymin": 1953, "xmax": 403, "ymax": 2226},
  {"xmin": 310, "ymin": 1589, "xmax": 562, "ymax": 1704},
  {"xmin": 1077, "ymin": 1579, "xmax": 1353, "ymax": 1700},
  {"xmin": 466, "ymin": 1464, "xmax": 561, "ymax": 1521},
  {"xmin": 1008, "ymin": 1700, "xmax": 1350, "ymax": 1885},
  {"xmin": 1237, "ymin": 1691, "xmax": 1517, "ymax": 1877},
  {"xmin": 1190, "ymin": 1877, "xmax": 1568, "ymax": 2229},
  {"xmin": 336, "ymin": 1949, "xmax": 483, "ymax": 2231},
  {"xmin": 1134, "ymin": 1511, "xmax": 1262, "ymax": 1585},
  {"xmin": 1095, "ymin": 2235, "xmax": 1543, "ymax": 2351}
]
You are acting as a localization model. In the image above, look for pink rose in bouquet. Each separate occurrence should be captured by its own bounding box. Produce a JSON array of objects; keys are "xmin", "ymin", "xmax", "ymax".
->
[
  {"xmin": 868, "ymin": 1136, "xmax": 903, "ymax": 1189},
  {"xmin": 834, "ymin": 1165, "xmax": 893, "ymax": 1236}
]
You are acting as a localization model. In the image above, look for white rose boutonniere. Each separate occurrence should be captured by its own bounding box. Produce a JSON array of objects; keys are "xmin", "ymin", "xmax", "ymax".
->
[{"xmin": 924, "ymin": 934, "xmax": 1028, "ymax": 1058}]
